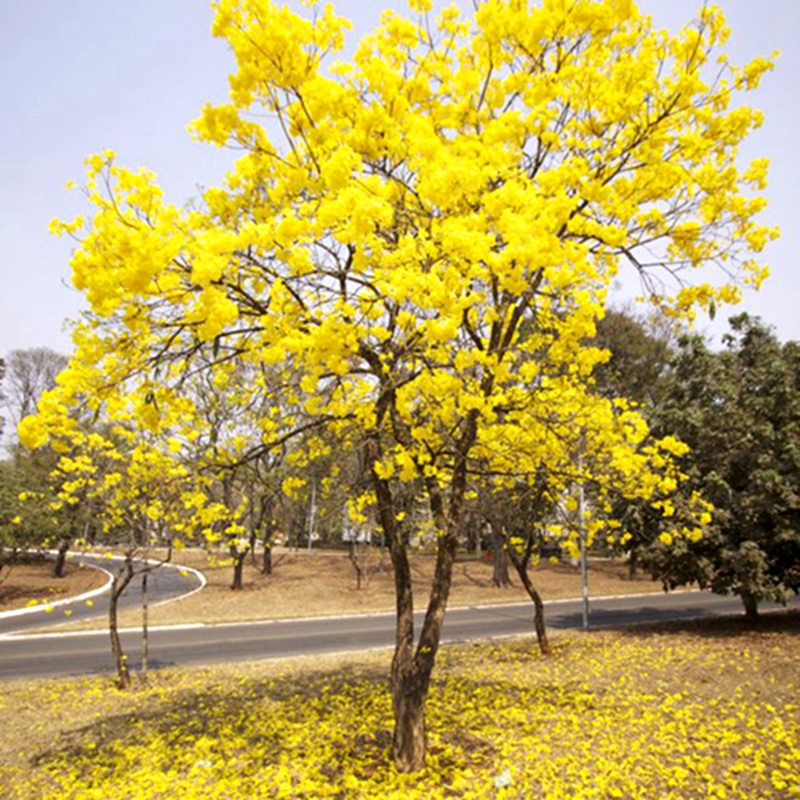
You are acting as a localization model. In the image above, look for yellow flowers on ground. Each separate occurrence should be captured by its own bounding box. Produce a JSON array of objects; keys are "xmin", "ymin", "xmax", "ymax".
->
[{"xmin": 2, "ymin": 617, "xmax": 797, "ymax": 799}]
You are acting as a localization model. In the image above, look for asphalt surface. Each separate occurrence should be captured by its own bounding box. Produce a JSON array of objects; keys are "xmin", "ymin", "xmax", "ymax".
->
[
  {"xmin": 0, "ymin": 554, "xmax": 204, "ymax": 636},
  {"xmin": 2, "ymin": 590, "xmax": 796, "ymax": 681}
]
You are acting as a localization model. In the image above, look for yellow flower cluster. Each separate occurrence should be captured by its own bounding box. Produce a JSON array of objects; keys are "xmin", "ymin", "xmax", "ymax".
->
[{"xmin": 19, "ymin": 0, "xmax": 776, "ymax": 562}]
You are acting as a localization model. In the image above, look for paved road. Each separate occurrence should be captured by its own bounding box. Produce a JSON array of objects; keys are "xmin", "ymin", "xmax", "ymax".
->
[
  {"xmin": 1, "ymin": 590, "xmax": 796, "ymax": 681},
  {"xmin": 0, "ymin": 554, "xmax": 205, "ymax": 636}
]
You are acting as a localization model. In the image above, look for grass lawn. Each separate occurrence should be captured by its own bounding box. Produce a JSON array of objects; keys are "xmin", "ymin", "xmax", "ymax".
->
[{"xmin": 1, "ymin": 612, "xmax": 797, "ymax": 798}]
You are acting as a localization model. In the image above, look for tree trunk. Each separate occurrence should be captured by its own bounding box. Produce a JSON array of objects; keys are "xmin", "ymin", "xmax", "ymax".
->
[
  {"xmin": 262, "ymin": 542, "xmax": 273, "ymax": 575},
  {"xmin": 465, "ymin": 512, "xmax": 481, "ymax": 555},
  {"xmin": 517, "ymin": 565, "xmax": 551, "ymax": 654},
  {"xmin": 109, "ymin": 556, "xmax": 135, "ymax": 689},
  {"xmin": 348, "ymin": 541, "xmax": 364, "ymax": 590},
  {"xmin": 507, "ymin": 540, "xmax": 551, "ymax": 655},
  {"xmin": 628, "ymin": 548, "xmax": 639, "ymax": 580},
  {"xmin": 386, "ymin": 468, "xmax": 462, "ymax": 770},
  {"xmin": 53, "ymin": 537, "xmax": 71, "ymax": 579},
  {"xmin": 249, "ymin": 529, "xmax": 258, "ymax": 567},
  {"xmin": 491, "ymin": 527, "xmax": 512, "ymax": 588},
  {"xmin": 742, "ymin": 592, "xmax": 759, "ymax": 619},
  {"xmin": 365, "ymin": 393, "xmax": 476, "ymax": 771},
  {"xmin": 231, "ymin": 549, "xmax": 247, "ymax": 590},
  {"xmin": 390, "ymin": 657, "xmax": 429, "ymax": 772},
  {"xmin": 260, "ymin": 515, "xmax": 277, "ymax": 575},
  {"xmin": 141, "ymin": 570, "xmax": 149, "ymax": 680},
  {"xmin": 369, "ymin": 434, "xmax": 429, "ymax": 771}
]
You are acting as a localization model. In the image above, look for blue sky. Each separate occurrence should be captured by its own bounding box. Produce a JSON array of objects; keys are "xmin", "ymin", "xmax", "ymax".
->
[{"xmin": 1, "ymin": 0, "xmax": 798, "ymax": 357}]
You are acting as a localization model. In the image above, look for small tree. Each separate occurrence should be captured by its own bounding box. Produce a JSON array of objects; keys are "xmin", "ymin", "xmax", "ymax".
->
[
  {"xmin": 643, "ymin": 315, "xmax": 800, "ymax": 617},
  {"xmin": 0, "ymin": 449, "xmax": 62, "ymax": 571}
]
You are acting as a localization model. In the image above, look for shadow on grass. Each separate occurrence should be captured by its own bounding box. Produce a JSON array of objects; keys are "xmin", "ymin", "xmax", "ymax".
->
[
  {"xmin": 27, "ymin": 643, "xmax": 588, "ymax": 790},
  {"xmin": 30, "ymin": 662, "xmax": 388, "ymax": 777},
  {"xmin": 605, "ymin": 607, "xmax": 800, "ymax": 640}
]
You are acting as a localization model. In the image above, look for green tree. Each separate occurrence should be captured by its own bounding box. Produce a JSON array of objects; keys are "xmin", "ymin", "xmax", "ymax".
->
[
  {"xmin": 644, "ymin": 315, "xmax": 800, "ymax": 617},
  {"xmin": 592, "ymin": 308, "xmax": 682, "ymax": 576},
  {"xmin": 593, "ymin": 307, "xmax": 675, "ymax": 409},
  {"xmin": 0, "ymin": 449, "xmax": 62, "ymax": 566}
]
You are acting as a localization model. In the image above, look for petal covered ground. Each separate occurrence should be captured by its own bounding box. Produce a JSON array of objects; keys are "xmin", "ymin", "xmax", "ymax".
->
[{"xmin": 2, "ymin": 613, "xmax": 798, "ymax": 798}]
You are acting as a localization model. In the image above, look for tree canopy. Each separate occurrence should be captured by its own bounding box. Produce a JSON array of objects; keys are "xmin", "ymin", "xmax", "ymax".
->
[
  {"xmin": 644, "ymin": 314, "xmax": 800, "ymax": 616},
  {"xmin": 19, "ymin": 0, "xmax": 775, "ymax": 770}
]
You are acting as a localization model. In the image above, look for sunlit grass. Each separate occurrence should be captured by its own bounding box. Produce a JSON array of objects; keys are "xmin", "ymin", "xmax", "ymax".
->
[{"xmin": 2, "ymin": 613, "xmax": 798, "ymax": 798}]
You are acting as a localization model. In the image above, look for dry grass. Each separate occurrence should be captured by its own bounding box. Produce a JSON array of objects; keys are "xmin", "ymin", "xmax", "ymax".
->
[
  {"xmin": 0, "ymin": 560, "xmax": 108, "ymax": 612},
  {"xmin": 24, "ymin": 547, "xmax": 665, "ymax": 631}
]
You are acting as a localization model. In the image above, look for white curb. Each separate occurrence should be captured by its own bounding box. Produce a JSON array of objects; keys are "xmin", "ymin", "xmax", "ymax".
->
[{"xmin": 0, "ymin": 552, "xmax": 206, "ymax": 620}]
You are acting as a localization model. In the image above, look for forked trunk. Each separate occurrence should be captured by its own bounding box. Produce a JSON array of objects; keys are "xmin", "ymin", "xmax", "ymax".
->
[
  {"xmin": 386, "ymin": 484, "xmax": 460, "ymax": 770},
  {"xmin": 370, "ymin": 438, "xmax": 435, "ymax": 771},
  {"xmin": 366, "ymin": 393, "xmax": 476, "ymax": 771}
]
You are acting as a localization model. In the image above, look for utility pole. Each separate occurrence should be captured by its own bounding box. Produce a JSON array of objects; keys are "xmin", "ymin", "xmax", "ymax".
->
[
  {"xmin": 307, "ymin": 478, "xmax": 317, "ymax": 551},
  {"xmin": 578, "ymin": 446, "xmax": 589, "ymax": 631}
]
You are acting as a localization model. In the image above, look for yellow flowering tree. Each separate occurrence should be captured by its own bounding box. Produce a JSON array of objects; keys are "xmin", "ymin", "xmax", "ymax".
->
[
  {"xmin": 48, "ymin": 426, "xmax": 206, "ymax": 688},
  {"xmin": 21, "ymin": 0, "xmax": 775, "ymax": 770}
]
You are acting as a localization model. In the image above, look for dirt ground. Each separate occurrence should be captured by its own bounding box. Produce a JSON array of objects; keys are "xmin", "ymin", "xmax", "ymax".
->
[
  {"xmin": 0, "ymin": 560, "xmax": 108, "ymax": 612},
  {"xmin": 3, "ymin": 546, "xmax": 668, "ymax": 631}
]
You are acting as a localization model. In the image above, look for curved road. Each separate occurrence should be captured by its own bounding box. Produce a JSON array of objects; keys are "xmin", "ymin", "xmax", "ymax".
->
[
  {"xmin": 0, "ymin": 553, "xmax": 205, "ymax": 636},
  {"xmin": 1, "ymin": 590, "xmax": 796, "ymax": 681}
]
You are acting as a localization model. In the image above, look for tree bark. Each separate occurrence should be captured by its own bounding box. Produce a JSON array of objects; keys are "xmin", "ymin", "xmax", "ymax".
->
[
  {"xmin": 372, "ymin": 464, "xmax": 424, "ymax": 769},
  {"xmin": 262, "ymin": 542, "xmax": 273, "ymax": 575},
  {"xmin": 381, "ymin": 441, "xmax": 469, "ymax": 769},
  {"xmin": 464, "ymin": 512, "xmax": 481, "ymax": 555},
  {"xmin": 109, "ymin": 556, "xmax": 135, "ymax": 689},
  {"xmin": 390, "ymin": 657, "xmax": 429, "ymax": 772},
  {"xmin": 628, "ymin": 548, "xmax": 639, "ymax": 580},
  {"xmin": 491, "ymin": 527, "xmax": 512, "ymax": 588},
  {"xmin": 230, "ymin": 549, "xmax": 247, "ymax": 590},
  {"xmin": 348, "ymin": 541, "xmax": 364, "ymax": 590},
  {"xmin": 249, "ymin": 528, "xmax": 258, "ymax": 567},
  {"xmin": 141, "ymin": 570, "xmax": 149, "ymax": 680},
  {"xmin": 363, "ymin": 377, "xmax": 477, "ymax": 771},
  {"xmin": 368, "ymin": 431, "xmax": 429, "ymax": 770},
  {"xmin": 53, "ymin": 536, "xmax": 71, "ymax": 579},
  {"xmin": 506, "ymin": 536, "xmax": 551, "ymax": 655},
  {"xmin": 261, "ymin": 520, "xmax": 277, "ymax": 575},
  {"xmin": 515, "ymin": 561, "xmax": 551, "ymax": 654},
  {"xmin": 742, "ymin": 592, "xmax": 759, "ymax": 619}
]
